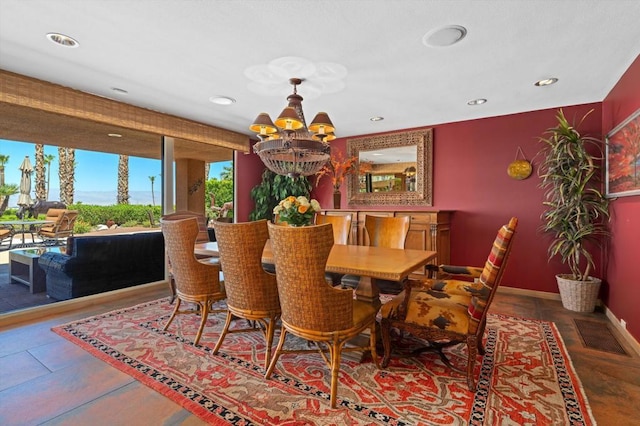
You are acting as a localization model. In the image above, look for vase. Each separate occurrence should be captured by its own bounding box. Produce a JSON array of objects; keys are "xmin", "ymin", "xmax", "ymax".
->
[{"xmin": 333, "ymin": 191, "xmax": 341, "ymax": 209}]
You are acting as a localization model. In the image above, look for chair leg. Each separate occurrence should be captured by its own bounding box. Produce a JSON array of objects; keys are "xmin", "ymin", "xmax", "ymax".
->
[
  {"xmin": 265, "ymin": 327, "xmax": 288, "ymax": 379},
  {"xmin": 369, "ymin": 322, "xmax": 380, "ymax": 368},
  {"xmin": 466, "ymin": 335, "xmax": 478, "ymax": 391},
  {"xmin": 263, "ymin": 316, "xmax": 278, "ymax": 368},
  {"xmin": 329, "ymin": 342, "xmax": 343, "ymax": 409},
  {"xmin": 163, "ymin": 298, "xmax": 181, "ymax": 331},
  {"xmin": 212, "ymin": 310, "xmax": 234, "ymax": 355},
  {"xmin": 168, "ymin": 277, "xmax": 176, "ymax": 304},
  {"xmin": 193, "ymin": 301, "xmax": 210, "ymax": 346},
  {"xmin": 380, "ymin": 319, "xmax": 393, "ymax": 368}
]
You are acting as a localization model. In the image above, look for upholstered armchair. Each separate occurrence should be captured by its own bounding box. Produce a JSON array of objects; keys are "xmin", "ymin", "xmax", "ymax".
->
[
  {"xmin": 160, "ymin": 217, "xmax": 226, "ymax": 346},
  {"xmin": 379, "ymin": 217, "xmax": 518, "ymax": 391},
  {"xmin": 265, "ymin": 222, "xmax": 380, "ymax": 409},
  {"xmin": 211, "ymin": 219, "xmax": 281, "ymax": 367}
]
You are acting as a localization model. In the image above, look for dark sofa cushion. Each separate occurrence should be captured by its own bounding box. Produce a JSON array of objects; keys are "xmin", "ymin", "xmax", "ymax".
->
[{"xmin": 39, "ymin": 231, "xmax": 165, "ymax": 300}]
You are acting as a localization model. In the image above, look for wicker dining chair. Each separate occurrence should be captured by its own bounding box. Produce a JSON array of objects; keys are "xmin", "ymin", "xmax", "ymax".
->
[
  {"xmin": 211, "ymin": 219, "xmax": 281, "ymax": 367},
  {"xmin": 160, "ymin": 217, "xmax": 226, "ymax": 346},
  {"xmin": 315, "ymin": 214, "xmax": 352, "ymax": 285},
  {"xmin": 341, "ymin": 215, "xmax": 411, "ymax": 294},
  {"xmin": 265, "ymin": 222, "xmax": 380, "ymax": 409},
  {"xmin": 161, "ymin": 210, "xmax": 215, "ymax": 303},
  {"xmin": 379, "ymin": 217, "xmax": 518, "ymax": 391}
]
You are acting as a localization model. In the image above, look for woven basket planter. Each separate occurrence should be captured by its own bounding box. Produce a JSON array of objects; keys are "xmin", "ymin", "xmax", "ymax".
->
[{"xmin": 556, "ymin": 274, "xmax": 602, "ymax": 313}]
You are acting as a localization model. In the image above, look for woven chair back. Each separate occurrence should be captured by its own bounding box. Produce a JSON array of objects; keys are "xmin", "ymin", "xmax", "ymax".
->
[
  {"xmin": 161, "ymin": 210, "xmax": 209, "ymax": 243},
  {"xmin": 315, "ymin": 214, "xmax": 352, "ymax": 245},
  {"xmin": 364, "ymin": 215, "xmax": 410, "ymax": 249},
  {"xmin": 213, "ymin": 220, "xmax": 279, "ymax": 311},
  {"xmin": 267, "ymin": 222, "xmax": 353, "ymax": 331},
  {"xmin": 161, "ymin": 217, "xmax": 220, "ymax": 296}
]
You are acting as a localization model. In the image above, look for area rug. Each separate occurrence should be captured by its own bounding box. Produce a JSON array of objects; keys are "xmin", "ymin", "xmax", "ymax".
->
[{"xmin": 52, "ymin": 298, "xmax": 595, "ymax": 425}]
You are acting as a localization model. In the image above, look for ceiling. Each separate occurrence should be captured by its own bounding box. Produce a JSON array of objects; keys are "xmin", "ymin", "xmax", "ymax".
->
[{"xmin": 1, "ymin": 0, "xmax": 640, "ymax": 155}]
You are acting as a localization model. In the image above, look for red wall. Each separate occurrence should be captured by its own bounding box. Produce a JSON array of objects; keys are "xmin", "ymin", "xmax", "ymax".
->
[
  {"xmin": 233, "ymin": 145, "xmax": 265, "ymax": 223},
  {"xmin": 602, "ymin": 54, "xmax": 640, "ymax": 341},
  {"xmin": 310, "ymin": 105, "xmax": 603, "ymax": 296}
]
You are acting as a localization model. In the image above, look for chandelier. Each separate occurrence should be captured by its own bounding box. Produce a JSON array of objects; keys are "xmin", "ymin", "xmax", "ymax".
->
[{"xmin": 251, "ymin": 78, "xmax": 336, "ymax": 178}]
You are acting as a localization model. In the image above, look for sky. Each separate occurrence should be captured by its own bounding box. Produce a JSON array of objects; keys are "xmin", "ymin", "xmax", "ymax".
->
[{"xmin": 1, "ymin": 139, "xmax": 231, "ymax": 205}]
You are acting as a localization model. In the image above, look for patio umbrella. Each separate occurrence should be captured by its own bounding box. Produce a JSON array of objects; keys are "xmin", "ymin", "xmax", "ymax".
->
[{"xmin": 17, "ymin": 155, "xmax": 34, "ymax": 208}]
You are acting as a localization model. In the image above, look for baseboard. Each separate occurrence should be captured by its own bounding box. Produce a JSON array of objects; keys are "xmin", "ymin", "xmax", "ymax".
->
[
  {"xmin": 0, "ymin": 280, "xmax": 168, "ymax": 328},
  {"xmin": 603, "ymin": 306, "xmax": 640, "ymax": 357},
  {"xmin": 497, "ymin": 286, "xmax": 561, "ymax": 300}
]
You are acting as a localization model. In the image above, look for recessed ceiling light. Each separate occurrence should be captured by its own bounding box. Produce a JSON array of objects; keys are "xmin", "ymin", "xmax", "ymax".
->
[
  {"xmin": 467, "ymin": 98, "xmax": 487, "ymax": 106},
  {"xmin": 423, "ymin": 25, "xmax": 467, "ymax": 47},
  {"xmin": 46, "ymin": 33, "xmax": 79, "ymax": 48},
  {"xmin": 107, "ymin": 133, "xmax": 122, "ymax": 138},
  {"xmin": 111, "ymin": 87, "xmax": 128, "ymax": 95},
  {"xmin": 370, "ymin": 116, "xmax": 384, "ymax": 122},
  {"xmin": 209, "ymin": 96, "xmax": 236, "ymax": 105},
  {"xmin": 535, "ymin": 78, "xmax": 559, "ymax": 87}
]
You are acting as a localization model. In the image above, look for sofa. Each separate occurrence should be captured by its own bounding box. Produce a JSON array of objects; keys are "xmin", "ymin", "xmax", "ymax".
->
[{"xmin": 38, "ymin": 230, "xmax": 165, "ymax": 301}]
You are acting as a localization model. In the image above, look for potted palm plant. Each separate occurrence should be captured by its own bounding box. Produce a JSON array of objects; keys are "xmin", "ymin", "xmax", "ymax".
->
[{"xmin": 538, "ymin": 109, "xmax": 610, "ymax": 312}]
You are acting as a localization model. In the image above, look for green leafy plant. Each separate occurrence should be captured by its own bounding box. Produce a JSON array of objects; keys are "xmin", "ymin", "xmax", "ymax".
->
[
  {"xmin": 538, "ymin": 109, "xmax": 610, "ymax": 281},
  {"xmin": 250, "ymin": 170, "xmax": 311, "ymax": 221}
]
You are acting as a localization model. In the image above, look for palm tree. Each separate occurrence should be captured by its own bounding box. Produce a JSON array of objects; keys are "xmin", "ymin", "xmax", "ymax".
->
[
  {"xmin": 0, "ymin": 183, "xmax": 19, "ymax": 215},
  {"xmin": 58, "ymin": 147, "xmax": 76, "ymax": 205},
  {"xmin": 149, "ymin": 175, "xmax": 156, "ymax": 206},
  {"xmin": 35, "ymin": 144, "xmax": 46, "ymax": 200},
  {"xmin": 220, "ymin": 165, "xmax": 233, "ymax": 180},
  {"xmin": 44, "ymin": 153, "xmax": 56, "ymax": 200},
  {"xmin": 0, "ymin": 154, "xmax": 11, "ymax": 213},
  {"xmin": 0, "ymin": 154, "xmax": 8, "ymax": 186},
  {"xmin": 117, "ymin": 154, "xmax": 129, "ymax": 204},
  {"xmin": 205, "ymin": 163, "xmax": 210, "ymax": 181}
]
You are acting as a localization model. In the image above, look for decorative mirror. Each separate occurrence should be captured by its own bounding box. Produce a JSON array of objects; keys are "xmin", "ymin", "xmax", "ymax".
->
[{"xmin": 347, "ymin": 129, "xmax": 433, "ymax": 206}]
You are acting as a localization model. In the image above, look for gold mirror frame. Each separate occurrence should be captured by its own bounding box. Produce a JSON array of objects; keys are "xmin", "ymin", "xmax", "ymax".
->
[{"xmin": 347, "ymin": 129, "xmax": 433, "ymax": 206}]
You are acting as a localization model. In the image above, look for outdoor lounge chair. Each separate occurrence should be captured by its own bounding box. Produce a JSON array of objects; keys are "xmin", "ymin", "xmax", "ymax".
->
[
  {"xmin": 37, "ymin": 209, "xmax": 79, "ymax": 246},
  {"xmin": 0, "ymin": 224, "xmax": 15, "ymax": 251}
]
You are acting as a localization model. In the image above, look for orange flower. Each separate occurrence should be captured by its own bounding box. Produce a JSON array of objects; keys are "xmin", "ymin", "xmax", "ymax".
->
[
  {"xmin": 298, "ymin": 204, "xmax": 309, "ymax": 214},
  {"xmin": 316, "ymin": 150, "xmax": 359, "ymax": 191}
]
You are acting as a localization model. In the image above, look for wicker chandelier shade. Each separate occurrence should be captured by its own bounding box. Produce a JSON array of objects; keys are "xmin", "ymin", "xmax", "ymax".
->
[{"xmin": 252, "ymin": 78, "xmax": 334, "ymax": 178}]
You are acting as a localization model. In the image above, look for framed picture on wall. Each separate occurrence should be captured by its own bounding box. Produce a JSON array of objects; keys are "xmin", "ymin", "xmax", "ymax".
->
[{"xmin": 606, "ymin": 107, "xmax": 640, "ymax": 198}]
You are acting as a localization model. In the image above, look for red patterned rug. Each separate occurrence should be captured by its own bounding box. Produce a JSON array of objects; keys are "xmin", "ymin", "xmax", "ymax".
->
[{"xmin": 52, "ymin": 298, "xmax": 594, "ymax": 425}]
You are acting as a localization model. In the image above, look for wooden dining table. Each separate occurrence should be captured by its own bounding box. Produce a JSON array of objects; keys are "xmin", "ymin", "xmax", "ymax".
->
[{"xmin": 195, "ymin": 241, "xmax": 436, "ymax": 308}]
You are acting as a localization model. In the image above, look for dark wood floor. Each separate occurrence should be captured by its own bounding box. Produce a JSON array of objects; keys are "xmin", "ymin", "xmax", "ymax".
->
[{"xmin": 0, "ymin": 284, "xmax": 638, "ymax": 425}]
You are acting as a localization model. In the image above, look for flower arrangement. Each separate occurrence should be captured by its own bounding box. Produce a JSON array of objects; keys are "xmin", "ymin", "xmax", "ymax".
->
[
  {"xmin": 316, "ymin": 150, "xmax": 359, "ymax": 192},
  {"xmin": 273, "ymin": 195, "xmax": 321, "ymax": 226}
]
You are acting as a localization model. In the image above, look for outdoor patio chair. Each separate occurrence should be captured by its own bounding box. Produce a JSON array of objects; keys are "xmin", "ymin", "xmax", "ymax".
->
[
  {"xmin": 160, "ymin": 217, "xmax": 226, "ymax": 346},
  {"xmin": 379, "ymin": 217, "xmax": 518, "ymax": 391},
  {"xmin": 211, "ymin": 219, "xmax": 280, "ymax": 367},
  {"xmin": 0, "ymin": 224, "xmax": 15, "ymax": 251},
  {"xmin": 265, "ymin": 222, "xmax": 380, "ymax": 409},
  {"xmin": 37, "ymin": 209, "xmax": 79, "ymax": 246}
]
